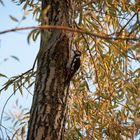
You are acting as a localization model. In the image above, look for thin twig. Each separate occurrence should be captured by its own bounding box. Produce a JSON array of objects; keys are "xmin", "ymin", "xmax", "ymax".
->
[
  {"xmin": 23, "ymin": 84, "xmax": 33, "ymax": 96},
  {"xmin": 0, "ymin": 123, "xmax": 13, "ymax": 134},
  {"xmin": 0, "ymin": 93, "xmax": 14, "ymax": 139},
  {"xmin": 0, "ymin": 123, "xmax": 13, "ymax": 140},
  {"xmin": 0, "ymin": 25, "xmax": 139, "ymax": 41},
  {"xmin": 117, "ymin": 13, "xmax": 137, "ymax": 36},
  {"xmin": 11, "ymin": 128, "xmax": 20, "ymax": 140}
]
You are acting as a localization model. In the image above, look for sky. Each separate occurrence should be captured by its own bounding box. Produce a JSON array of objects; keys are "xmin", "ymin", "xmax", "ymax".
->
[{"xmin": 0, "ymin": 1, "xmax": 39, "ymax": 139}]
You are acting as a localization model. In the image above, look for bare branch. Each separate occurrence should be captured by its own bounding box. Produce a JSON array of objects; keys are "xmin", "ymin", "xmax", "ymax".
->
[{"xmin": 0, "ymin": 25, "xmax": 139, "ymax": 41}]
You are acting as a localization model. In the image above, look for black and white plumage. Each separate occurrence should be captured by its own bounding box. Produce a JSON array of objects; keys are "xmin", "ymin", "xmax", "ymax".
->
[{"xmin": 65, "ymin": 50, "xmax": 81, "ymax": 84}]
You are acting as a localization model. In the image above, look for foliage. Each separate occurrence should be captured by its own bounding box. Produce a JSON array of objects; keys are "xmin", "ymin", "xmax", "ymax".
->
[
  {"xmin": 0, "ymin": 0, "xmax": 140, "ymax": 139},
  {"xmin": 0, "ymin": 69, "xmax": 35, "ymax": 94},
  {"xmin": 4, "ymin": 99, "xmax": 29, "ymax": 139},
  {"xmin": 67, "ymin": 0, "xmax": 140, "ymax": 139},
  {"xmin": 0, "ymin": 0, "xmax": 4, "ymax": 6}
]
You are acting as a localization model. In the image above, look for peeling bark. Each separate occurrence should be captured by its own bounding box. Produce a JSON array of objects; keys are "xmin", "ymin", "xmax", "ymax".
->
[{"xmin": 27, "ymin": 0, "xmax": 74, "ymax": 140}]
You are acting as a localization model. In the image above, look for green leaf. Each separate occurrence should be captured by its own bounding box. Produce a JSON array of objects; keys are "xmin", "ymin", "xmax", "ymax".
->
[
  {"xmin": 13, "ymin": 82, "xmax": 17, "ymax": 94},
  {"xmin": 10, "ymin": 55, "xmax": 20, "ymax": 62},
  {"xmin": 22, "ymin": 15, "xmax": 26, "ymax": 20},
  {"xmin": 17, "ymin": 82, "xmax": 23, "ymax": 95},
  {"xmin": 3, "ymin": 79, "xmax": 14, "ymax": 91},
  {"xmin": 19, "ymin": 0, "xmax": 26, "ymax": 4},
  {"xmin": 27, "ymin": 29, "xmax": 40, "ymax": 44},
  {"xmin": 0, "ymin": 0, "xmax": 4, "ymax": 6},
  {"xmin": 9, "ymin": 15, "xmax": 19, "ymax": 22},
  {"xmin": 75, "ymin": 128, "xmax": 83, "ymax": 138},
  {"xmin": 0, "ymin": 73, "xmax": 7, "ymax": 78}
]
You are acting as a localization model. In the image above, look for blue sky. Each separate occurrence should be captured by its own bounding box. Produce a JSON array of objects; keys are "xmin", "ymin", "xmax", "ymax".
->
[{"xmin": 0, "ymin": 1, "xmax": 39, "ymax": 138}]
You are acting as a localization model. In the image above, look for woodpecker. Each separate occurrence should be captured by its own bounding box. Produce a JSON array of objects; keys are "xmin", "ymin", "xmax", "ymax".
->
[{"xmin": 65, "ymin": 50, "xmax": 81, "ymax": 84}]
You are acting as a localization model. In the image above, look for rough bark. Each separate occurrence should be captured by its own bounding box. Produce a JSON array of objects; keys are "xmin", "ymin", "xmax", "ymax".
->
[{"xmin": 27, "ymin": 0, "xmax": 74, "ymax": 140}]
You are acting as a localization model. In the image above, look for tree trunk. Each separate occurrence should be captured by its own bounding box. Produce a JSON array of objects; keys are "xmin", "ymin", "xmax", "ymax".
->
[{"xmin": 27, "ymin": 0, "xmax": 74, "ymax": 140}]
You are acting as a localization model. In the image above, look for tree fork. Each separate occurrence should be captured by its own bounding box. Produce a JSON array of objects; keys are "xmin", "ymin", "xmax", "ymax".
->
[{"xmin": 27, "ymin": 0, "xmax": 75, "ymax": 140}]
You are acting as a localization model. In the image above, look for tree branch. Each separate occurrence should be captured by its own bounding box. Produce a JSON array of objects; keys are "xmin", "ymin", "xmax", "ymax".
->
[{"xmin": 0, "ymin": 25, "xmax": 139, "ymax": 41}]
